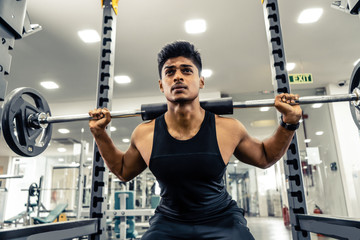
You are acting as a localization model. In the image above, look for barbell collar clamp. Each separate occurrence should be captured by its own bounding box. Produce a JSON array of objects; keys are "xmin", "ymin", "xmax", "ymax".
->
[
  {"xmin": 352, "ymin": 88, "xmax": 360, "ymax": 106},
  {"xmin": 28, "ymin": 112, "xmax": 49, "ymax": 129}
]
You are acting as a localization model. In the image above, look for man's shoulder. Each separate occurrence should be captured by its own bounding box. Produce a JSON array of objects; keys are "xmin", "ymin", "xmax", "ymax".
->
[
  {"xmin": 215, "ymin": 114, "xmax": 240, "ymax": 124},
  {"xmin": 133, "ymin": 120, "xmax": 156, "ymax": 136},
  {"xmin": 215, "ymin": 115, "xmax": 244, "ymax": 132}
]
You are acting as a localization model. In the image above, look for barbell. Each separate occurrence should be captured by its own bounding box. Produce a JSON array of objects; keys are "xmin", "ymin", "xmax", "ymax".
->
[{"xmin": 2, "ymin": 64, "xmax": 360, "ymax": 157}]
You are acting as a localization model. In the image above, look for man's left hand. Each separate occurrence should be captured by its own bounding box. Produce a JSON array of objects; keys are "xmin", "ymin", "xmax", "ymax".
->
[{"xmin": 274, "ymin": 93, "xmax": 302, "ymax": 124}]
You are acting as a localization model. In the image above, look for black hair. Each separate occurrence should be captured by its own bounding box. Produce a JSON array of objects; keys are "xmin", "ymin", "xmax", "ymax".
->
[{"xmin": 157, "ymin": 41, "xmax": 202, "ymax": 79}]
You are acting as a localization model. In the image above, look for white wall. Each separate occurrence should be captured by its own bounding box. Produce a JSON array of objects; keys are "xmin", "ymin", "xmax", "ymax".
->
[
  {"xmin": 0, "ymin": 156, "xmax": 10, "ymax": 221},
  {"xmin": 326, "ymin": 83, "xmax": 360, "ymax": 217},
  {"xmin": 4, "ymin": 156, "xmax": 47, "ymax": 219}
]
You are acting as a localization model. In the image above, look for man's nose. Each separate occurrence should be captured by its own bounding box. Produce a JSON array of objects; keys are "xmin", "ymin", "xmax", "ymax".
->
[{"xmin": 173, "ymin": 70, "xmax": 183, "ymax": 82}]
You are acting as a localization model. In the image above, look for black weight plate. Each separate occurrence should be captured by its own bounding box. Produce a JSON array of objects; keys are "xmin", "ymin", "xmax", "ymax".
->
[
  {"xmin": 349, "ymin": 62, "xmax": 360, "ymax": 130},
  {"xmin": 29, "ymin": 183, "xmax": 39, "ymax": 197},
  {"xmin": 2, "ymin": 87, "xmax": 52, "ymax": 157}
]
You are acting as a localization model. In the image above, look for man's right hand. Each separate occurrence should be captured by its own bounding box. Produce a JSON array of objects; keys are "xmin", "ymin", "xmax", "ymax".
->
[{"xmin": 88, "ymin": 108, "xmax": 111, "ymax": 136}]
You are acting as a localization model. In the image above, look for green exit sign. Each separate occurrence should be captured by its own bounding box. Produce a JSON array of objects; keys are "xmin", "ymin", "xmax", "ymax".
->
[{"xmin": 289, "ymin": 73, "xmax": 313, "ymax": 84}]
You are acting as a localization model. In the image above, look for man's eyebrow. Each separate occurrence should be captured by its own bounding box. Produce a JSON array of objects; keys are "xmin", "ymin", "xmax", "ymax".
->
[{"xmin": 164, "ymin": 64, "xmax": 194, "ymax": 69}]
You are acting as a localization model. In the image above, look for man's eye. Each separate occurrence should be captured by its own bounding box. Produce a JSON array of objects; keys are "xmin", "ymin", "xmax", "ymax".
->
[
  {"xmin": 183, "ymin": 69, "xmax": 192, "ymax": 73},
  {"xmin": 166, "ymin": 70, "xmax": 174, "ymax": 75}
]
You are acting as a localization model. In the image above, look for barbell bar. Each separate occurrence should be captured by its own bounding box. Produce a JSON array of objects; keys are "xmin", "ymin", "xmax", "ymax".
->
[
  {"xmin": 2, "ymin": 63, "xmax": 360, "ymax": 157},
  {"xmin": 2, "ymin": 87, "xmax": 360, "ymax": 158},
  {"xmin": 27, "ymin": 89, "xmax": 360, "ymax": 126}
]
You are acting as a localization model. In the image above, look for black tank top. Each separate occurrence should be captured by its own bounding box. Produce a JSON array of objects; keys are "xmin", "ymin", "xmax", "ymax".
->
[{"xmin": 149, "ymin": 111, "xmax": 242, "ymax": 223}]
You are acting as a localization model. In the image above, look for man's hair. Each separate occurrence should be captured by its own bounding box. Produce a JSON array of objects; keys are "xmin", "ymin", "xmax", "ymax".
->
[{"xmin": 157, "ymin": 41, "xmax": 202, "ymax": 79}]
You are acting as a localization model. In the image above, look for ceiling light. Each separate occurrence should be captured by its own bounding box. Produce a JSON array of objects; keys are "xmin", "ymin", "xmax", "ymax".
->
[
  {"xmin": 57, "ymin": 147, "xmax": 67, "ymax": 153},
  {"xmin": 110, "ymin": 126, "xmax": 116, "ymax": 132},
  {"xmin": 354, "ymin": 58, "xmax": 360, "ymax": 66},
  {"xmin": 312, "ymin": 103, "xmax": 323, "ymax": 108},
  {"xmin": 304, "ymin": 139, "xmax": 311, "ymax": 143},
  {"xmin": 40, "ymin": 81, "xmax": 59, "ymax": 89},
  {"xmin": 58, "ymin": 128, "xmax": 70, "ymax": 134},
  {"xmin": 298, "ymin": 8, "xmax": 323, "ymax": 24},
  {"xmin": 201, "ymin": 69, "xmax": 213, "ymax": 78},
  {"xmin": 87, "ymin": 157, "xmax": 92, "ymax": 161},
  {"xmin": 260, "ymin": 107, "xmax": 270, "ymax": 112},
  {"xmin": 58, "ymin": 158, "xmax": 64, "ymax": 162},
  {"xmin": 185, "ymin": 19, "xmax": 206, "ymax": 34},
  {"xmin": 286, "ymin": 63, "xmax": 296, "ymax": 71},
  {"xmin": 114, "ymin": 75, "xmax": 131, "ymax": 84},
  {"xmin": 78, "ymin": 29, "xmax": 100, "ymax": 43},
  {"xmin": 315, "ymin": 131, "xmax": 324, "ymax": 136},
  {"xmin": 122, "ymin": 138, "xmax": 130, "ymax": 143}
]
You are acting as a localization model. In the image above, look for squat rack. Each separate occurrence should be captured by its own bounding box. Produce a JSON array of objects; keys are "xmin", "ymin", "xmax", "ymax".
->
[
  {"xmin": 262, "ymin": 0, "xmax": 360, "ymax": 239},
  {"xmin": 0, "ymin": 0, "xmax": 360, "ymax": 239}
]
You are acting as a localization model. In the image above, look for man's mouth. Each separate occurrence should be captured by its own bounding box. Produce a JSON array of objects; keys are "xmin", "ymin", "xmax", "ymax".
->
[{"xmin": 171, "ymin": 85, "xmax": 187, "ymax": 91}]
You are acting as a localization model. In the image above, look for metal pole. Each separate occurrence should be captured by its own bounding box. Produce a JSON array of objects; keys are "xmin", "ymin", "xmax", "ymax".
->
[
  {"xmin": 233, "ymin": 92, "xmax": 359, "ymax": 108},
  {"xmin": 261, "ymin": 0, "xmax": 310, "ymax": 239},
  {"xmin": 45, "ymin": 110, "xmax": 142, "ymax": 124}
]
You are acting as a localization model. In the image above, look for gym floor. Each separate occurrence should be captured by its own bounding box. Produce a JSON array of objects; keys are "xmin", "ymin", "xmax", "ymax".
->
[
  {"xmin": 246, "ymin": 217, "xmax": 334, "ymax": 240},
  {"xmin": 131, "ymin": 216, "xmax": 334, "ymax": 239}
]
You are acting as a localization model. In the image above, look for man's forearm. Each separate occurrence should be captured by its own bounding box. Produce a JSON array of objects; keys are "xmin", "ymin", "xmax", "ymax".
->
[
  {"xmin": 93, "ymin": 130, "xmax": 124, "ymax": 176},
  {"xmin": 263, "ymin": 126, "xmax": 296, "ymax": 167}
]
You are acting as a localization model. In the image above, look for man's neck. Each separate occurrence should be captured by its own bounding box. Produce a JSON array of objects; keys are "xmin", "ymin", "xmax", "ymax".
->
[{"xmin": 164, "ymin": 99, "xmax": 205, "ymax": 132}]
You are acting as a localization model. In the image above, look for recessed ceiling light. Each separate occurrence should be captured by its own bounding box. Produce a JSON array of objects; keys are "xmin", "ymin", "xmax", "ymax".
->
[
  {"xmin": 298, "ymin": 8, "xmax": 323, "ymax": 24},
  {"xmin": 78, "ymin": 29, "xmax": 100, "ymax": 43},
  {"xmin": 260, "ymin": 107, "xmax": 270, "ymax": 112},
  {"xmin": 114, "ymin": 75, "xmax": 131, "ymax": 84},
  {"xmin": 312, "ymin": 103, "xmax": 323, "ymax": 108},
  {"xmin": 58, "ymin": 128, "xmax": 70, "ymax": 134},
  {"xmin": 57, "ymin": 147, "xmax": 67, "ymax": 153},
  {"xmin": 315, "ymin": 131, "xmax": 324, "ymax": 136},
  {"xmin": 354, "ymin": 58, "xmax": 360, "ymax": 66},
  {"xmin": 110, "ymin": 126, "xmax": 116, "ymax": 132},
  {"xmin": 286, "ymin": 62, "xmax": 296, "ymax": 71},
  {"xmin": 40, "ymin": 81, "xmax": 59, "ymax": 89},
  {"xmin": 304, "ymin": 139, "xmax": 311, "ymax": 143},
  {"xmin": 201, "ymin": 69, "xmax": 213, "ymax": 78},
  {"xmin": 185, "ymin": 19, "xmax": 206, "ymax": 34},
  {"xmin": 122, "ymin": 138, "xmax": 130, "ymax": 143},
  {"xmin": 58, "ymin": 158, "xmax": 64, "ymax": 162}
]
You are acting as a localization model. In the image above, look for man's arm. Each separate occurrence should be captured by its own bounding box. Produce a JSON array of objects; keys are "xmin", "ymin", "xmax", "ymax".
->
[
  {"xmin": 89, "ymin": 108, "xmax": 147, "ymax": 182},
  {"xmin": 234, "ymin": 93, "xmax": 302, "ymax": 169}
]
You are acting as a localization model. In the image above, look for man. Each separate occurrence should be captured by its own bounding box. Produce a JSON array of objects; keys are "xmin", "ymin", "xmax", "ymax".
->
[{"xmin": 89, "ymin": 41, "xmax": 302, "ymax": 239}]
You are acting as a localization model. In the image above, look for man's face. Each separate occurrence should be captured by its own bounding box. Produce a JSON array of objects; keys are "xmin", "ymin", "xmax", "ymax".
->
[{"xmin": 159, "ymin": 56, "xmax": 204, "ymax": 103}]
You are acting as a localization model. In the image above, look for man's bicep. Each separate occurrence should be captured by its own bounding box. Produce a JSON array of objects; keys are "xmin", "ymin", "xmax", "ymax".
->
[{"xmin": 233, "ymin": 128, "xmax": 267, "ymax": 169}]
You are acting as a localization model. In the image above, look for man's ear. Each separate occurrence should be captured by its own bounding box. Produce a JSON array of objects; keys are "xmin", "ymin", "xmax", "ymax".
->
[
  {"xmin": 199, "ymin": 76, "xmax": 205, "ymax": 89},
  {"xmin": 159, "ymin": 79, "xmax": 164, "ymax": 93}
]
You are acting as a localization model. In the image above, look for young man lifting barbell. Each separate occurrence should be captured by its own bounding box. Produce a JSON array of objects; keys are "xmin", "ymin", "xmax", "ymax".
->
[{"xmin": 88, "ymin": 41, "xmax": 302, "ymax": 239}]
